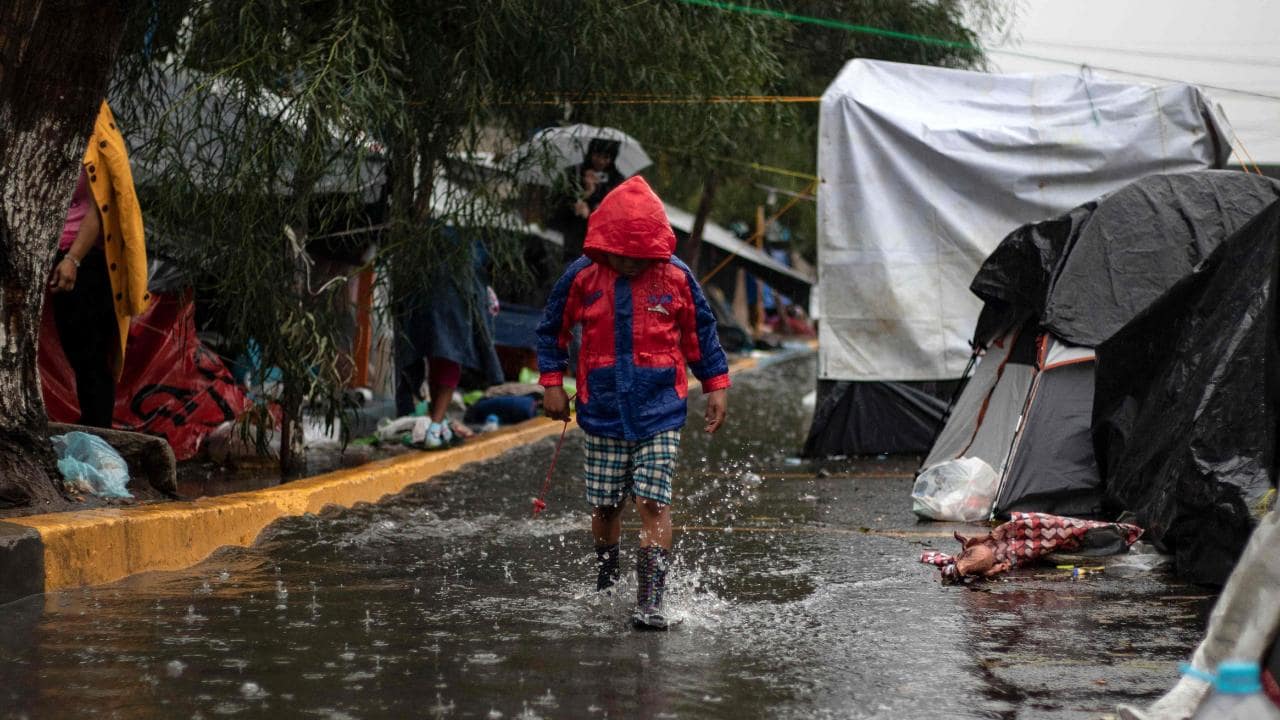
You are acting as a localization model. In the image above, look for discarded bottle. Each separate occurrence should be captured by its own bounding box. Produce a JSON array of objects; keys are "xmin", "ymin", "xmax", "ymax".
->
[
  {"xmin": 1191, "ymin": 661, "xmax": 1280, "ymax": 719},
  {"xmin": 481, "ymin": 414, "xmax": 500, "ymax": 433}
]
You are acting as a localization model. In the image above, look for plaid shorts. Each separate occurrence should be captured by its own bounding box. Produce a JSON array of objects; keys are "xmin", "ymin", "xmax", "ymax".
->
[{"xmin": 583, "ymin": 429, "xmax": 681, "ymax": 507}]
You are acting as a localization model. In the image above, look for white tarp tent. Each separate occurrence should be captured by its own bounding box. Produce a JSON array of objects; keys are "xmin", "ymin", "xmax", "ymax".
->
[{"xmin": 816, "ymin": 59, "xmax": 1231, "ymax": 384}]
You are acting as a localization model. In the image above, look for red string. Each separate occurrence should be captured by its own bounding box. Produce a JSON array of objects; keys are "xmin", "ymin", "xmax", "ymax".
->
[{"xmin": 532, "ymin": 394, "xmax": 576, "ymax": 519}]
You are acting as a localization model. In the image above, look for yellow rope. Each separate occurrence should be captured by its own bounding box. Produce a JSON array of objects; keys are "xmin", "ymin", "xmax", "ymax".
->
[
  {"xmin": 766, "ymin": 179, "xmax": 817, "ymax": 225},
  {"xmin": 697, "ymin": 178, "xmax": 817, "ymax": 285},
  {"xmin": 528, "ymin": 94, "xmax": 822, "ymax": 105},
  {"xmin": 1231, "ymin": 129, "xmax": 1264, "ymax": 175}
]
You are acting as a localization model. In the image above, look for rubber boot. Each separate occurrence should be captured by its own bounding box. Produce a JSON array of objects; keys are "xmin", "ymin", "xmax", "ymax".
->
[
  {"xmin": 632, "ymin": 546, "xmax": 670, "ymax": 631},
  {"xmin": 1118, "ymin": 509, "xmax": 1280, "ymax": 720},
  {"xmin": 596, "ymin": 543, "xmax": 620, "ymax": 591}
]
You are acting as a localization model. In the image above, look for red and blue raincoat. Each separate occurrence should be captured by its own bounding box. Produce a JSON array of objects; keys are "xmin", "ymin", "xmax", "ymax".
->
[{"xmin": 537, "ymin": 176, "xmax": 731, "ymax": 440}]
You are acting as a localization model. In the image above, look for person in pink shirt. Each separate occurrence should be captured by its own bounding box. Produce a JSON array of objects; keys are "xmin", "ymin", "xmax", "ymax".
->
[{"xmin": 48, "ymin": 167, "xmax": 115, "ymax": 427}]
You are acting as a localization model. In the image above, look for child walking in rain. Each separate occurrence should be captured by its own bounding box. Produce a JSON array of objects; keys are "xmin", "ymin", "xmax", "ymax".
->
[{"xmin": 536, "ymin": 175, "xmax": 730, "ymax": 631}]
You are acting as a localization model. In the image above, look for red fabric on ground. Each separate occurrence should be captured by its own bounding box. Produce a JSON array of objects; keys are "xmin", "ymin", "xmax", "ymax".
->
[{"xmin": 40, "ymin": 289, "xmax": 251, "ymax": 460}]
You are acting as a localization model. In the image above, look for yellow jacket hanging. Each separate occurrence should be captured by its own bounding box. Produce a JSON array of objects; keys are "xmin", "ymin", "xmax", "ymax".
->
[{"xmin": 81, "ymin": 100, "xmax": 149, "ymax": 376}]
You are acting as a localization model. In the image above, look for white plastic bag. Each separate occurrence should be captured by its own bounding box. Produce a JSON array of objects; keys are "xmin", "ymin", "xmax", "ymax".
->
[
  {"xmin": 50, "ymin": 431, "xmax": 132, "ymax": 499},
  {"xmin": 911, "ymin": 457, "xmax": 998, "ymax": 521},
  {"xmin": 375, "ymin": 415, "xmax": 419, "ymax": 442}
]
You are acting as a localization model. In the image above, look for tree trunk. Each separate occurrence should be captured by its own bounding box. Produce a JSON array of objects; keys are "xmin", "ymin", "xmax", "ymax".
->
[
  {"xmin": 683, "ymin": 170, "xmax": 719, "ymax": 276},
  {"xmin": 0, "ymin": 1, "xmax": 128, "ymax": 508}
]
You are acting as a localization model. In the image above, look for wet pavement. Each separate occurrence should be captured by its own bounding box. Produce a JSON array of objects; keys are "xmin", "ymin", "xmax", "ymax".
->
[{"xmin": 0, "ymin": 353, "xmax": 1216, "ymax": 719}]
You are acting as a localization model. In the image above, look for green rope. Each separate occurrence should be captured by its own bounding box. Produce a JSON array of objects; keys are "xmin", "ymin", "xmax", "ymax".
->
[
  {"xmin": 674, "ymin": 0, "xmax": 977, "ymax": 51},
  {"xmin": 674, "ymin": 0, "xmax": 1280, "ymax": 102}
]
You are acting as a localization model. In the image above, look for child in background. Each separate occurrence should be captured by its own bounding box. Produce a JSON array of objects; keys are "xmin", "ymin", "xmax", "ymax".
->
[{"xmin": 536, "ymin": 175, "xmax": 730, "ymax": 630}]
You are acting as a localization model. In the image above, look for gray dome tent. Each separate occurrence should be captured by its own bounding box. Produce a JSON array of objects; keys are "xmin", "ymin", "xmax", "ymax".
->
[{"xmin": 922, "ymin": 170, "xmax": 1280, "ymax": 519}]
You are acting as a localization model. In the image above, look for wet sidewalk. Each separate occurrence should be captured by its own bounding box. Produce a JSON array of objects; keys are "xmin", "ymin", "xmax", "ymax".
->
[{"xmin": 0, "ymin": 355, "xmax": 1214, "ymax": 719}]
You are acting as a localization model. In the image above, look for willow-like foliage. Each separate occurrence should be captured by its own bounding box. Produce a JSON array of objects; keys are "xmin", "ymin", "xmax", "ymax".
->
[
  {"xmin": 102, "ymin": 1, "xmax": 786, "ymax": 467},
  {"xmin": 102, "ymin": 1, "xmax": 998, "ymax": 469}
]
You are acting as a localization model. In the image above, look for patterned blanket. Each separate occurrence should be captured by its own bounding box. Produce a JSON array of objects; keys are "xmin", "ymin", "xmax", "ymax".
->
[{"xmin": 920, "ymin": 512, "xmax": 1144, "ymax": 583}]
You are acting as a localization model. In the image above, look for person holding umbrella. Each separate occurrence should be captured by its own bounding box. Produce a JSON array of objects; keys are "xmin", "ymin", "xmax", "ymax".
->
[
  {"xmin": 505, "ymin": 124, "xmax": 652, "ymax": 263},
  {"xmin": 552, "ymin": 137, "xmax": 623, "ymax": 262}
]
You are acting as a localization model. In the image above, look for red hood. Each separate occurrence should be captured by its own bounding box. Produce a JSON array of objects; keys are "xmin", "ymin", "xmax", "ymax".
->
[{"xmin": 583, "ymin": 175, "xmax": 676, "ymax": 263}]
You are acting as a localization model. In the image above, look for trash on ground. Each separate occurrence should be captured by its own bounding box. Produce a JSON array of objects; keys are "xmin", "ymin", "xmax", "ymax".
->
[
  {"xmin": 911, "ymin": 457, "xmax": 997, "ymax": 522},
  {"xmin": 375, "ymin": 415, "xmax": 420, "ymax": 443},
  {"xmin": 50, "ymin": 431, "xmax": 132, "ymax": 499},
  {"xmin": 919, "ymin": 511, "xmax": 1142, "ymax": 584}
]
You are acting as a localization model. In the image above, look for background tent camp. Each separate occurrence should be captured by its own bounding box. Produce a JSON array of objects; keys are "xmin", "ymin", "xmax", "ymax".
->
[
  {"xmin": 806, "ymin": 59, "xmax": 1233, "ymax": 458},
  {"xmin": 1094, "ymin": 198, "xmax": 1280, "ymax": 585},
  {"xmin": 62, "ymin": 70, "xmax": 566, "ymax": 457},
  {"xmin": 664, "ymin": 203, "xmax": 814, "ymax": 311},
  {"xmin": 488, "ymin": 200, "xmax": 816, "ymax": 360},
  {"xmin": 918, "ymin": 170, "xmax": 1280, "ymax": 523},
  {"xmin": 664, "ymin": 203, "xmax": 814, "ymax": 352}
]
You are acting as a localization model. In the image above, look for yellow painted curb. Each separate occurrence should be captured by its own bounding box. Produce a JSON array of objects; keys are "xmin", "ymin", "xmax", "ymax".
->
[
  {"xmin": 8, "ymin": 349, "xmax": 790, "ymax": 594},
  {"xmin": 9, "ymin": 419, "xmax": 566, "ymax": 591}
]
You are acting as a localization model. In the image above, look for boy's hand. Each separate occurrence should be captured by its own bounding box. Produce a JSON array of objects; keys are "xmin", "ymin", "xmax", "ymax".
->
[
  {"xmin": 704, "ymin": 389, "xmax": 727, "ymax": 434},
  {"xmin": 543, "ymin": 386, "xmax": 570, "ymax": 421}
]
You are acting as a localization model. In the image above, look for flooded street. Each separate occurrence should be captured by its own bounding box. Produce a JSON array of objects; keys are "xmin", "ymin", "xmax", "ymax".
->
[{"xmin": 0, "ymin": 354, "xmax": 1215, "ymax": 719}]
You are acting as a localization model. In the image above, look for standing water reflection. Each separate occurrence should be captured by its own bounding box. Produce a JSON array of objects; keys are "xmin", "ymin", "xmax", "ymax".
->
[{"xmin": 0, "ymin": 356, "xmax": 1210, "ymax": 719}]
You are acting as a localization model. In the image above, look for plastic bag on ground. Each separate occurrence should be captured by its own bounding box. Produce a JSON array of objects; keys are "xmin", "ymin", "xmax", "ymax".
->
[
  {"xmin": 50, "ymin": 431, "xmax": 132, "ymax": 499},
  {"xmin": 912, "ymin": 457, "xmax": 998, "ymax": 521},
  {"xmin": 374, "ymin": 415, "xmax": 419, "ymax": 442}
]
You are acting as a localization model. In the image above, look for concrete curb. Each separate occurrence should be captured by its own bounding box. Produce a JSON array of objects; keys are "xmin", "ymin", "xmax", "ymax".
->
[
  {"xmin": 4, "ymin": 419, "xmax": 565, "ymax": 599},
  {"xmin": 0, "ymin": 522, "xmax": 44, "ymax": 605},
  {"xmin": 0, "ymin": 347, "xmax": 803, "ymax": 603}
]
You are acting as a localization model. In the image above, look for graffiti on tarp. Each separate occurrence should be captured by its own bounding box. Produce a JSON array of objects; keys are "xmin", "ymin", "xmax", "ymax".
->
[
  {"xmin": 130, "ymin": 344, "xmax": 241, "ymax": 427},
  {"xmin": 131, "ymin": 383, "xmax": 238, "ymax": 427},
  {"xmin": 40, "ymin": 291, "xmax": 253, "ymax": 460}
]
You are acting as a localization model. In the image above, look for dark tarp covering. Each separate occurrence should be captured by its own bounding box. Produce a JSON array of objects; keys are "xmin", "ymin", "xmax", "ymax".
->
[
  {"xmin": 1093, "ymin": 199, "xmax": 1280, "ymax": 586},
  {"xmin": 971, "ymin": 171, "xmax": 1280, "ymax": 348},
  {"xmin": 996, "ymin": 361, "xmax": 1102, "ymax": 518},
  {"xmin": 492, "ymin": 303, "xmax": 543, "ymax": 350},
  {"xmin": 803, "ymin": 379, "xmax": 959, "ymax": 457}
]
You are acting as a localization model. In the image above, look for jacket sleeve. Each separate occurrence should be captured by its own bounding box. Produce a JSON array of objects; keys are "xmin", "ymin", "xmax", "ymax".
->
[
  {"xmin": 672, "ymin": 258, "xmax": 731, "ymax": 392},
  {"xmin": 536, "ymin": 257, "xmax": 591, "ymax": 386}
]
